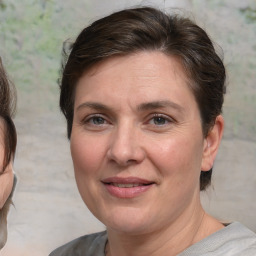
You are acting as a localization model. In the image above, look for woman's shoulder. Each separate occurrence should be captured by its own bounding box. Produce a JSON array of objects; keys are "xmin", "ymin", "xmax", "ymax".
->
[
  {"xmin": 49, "ymin": 230, "xmax": 107, "ymax": 256},
  {"xmin": 179, "ymin": 222, "xmax": 256, "ymax": 256}
]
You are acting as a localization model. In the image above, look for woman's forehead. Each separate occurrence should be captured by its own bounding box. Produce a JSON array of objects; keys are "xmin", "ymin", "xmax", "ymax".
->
[
  {"xmin": 85, "ymin": 51, "xmax": 186, "ymax": 77},
  {"xmin": 76, "ymin": 52, "xmax": 190, "ymax": 95},
  {"xmin": 73, "ymin": 52, "xmax": 198, "ymax": 117}
]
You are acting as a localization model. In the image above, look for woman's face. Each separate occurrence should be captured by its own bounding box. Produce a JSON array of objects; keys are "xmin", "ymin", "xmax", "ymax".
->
[
  {"xmin": 0, "ymin": 120, "xmax": 13, "ymax": 210},
  {"xmin": 71, "ymin": 51, "xmax": 211, "ymax": 234}
]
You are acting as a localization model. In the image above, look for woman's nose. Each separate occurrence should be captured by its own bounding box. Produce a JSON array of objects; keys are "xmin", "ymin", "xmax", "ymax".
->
[{"xmin": 106, "ymin": 125, "xmax": 145, "ymax": 166}]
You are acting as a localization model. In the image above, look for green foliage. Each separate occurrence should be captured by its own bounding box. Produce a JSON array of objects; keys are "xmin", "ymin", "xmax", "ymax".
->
[
  {"xmin": 0, "ymin": 0, "xmax": 89, "ymax": 112},
  {"xmin": 1, "ymin": 1, "xmax": 57, "ymax": 88},
  {"xmin": 0, "ymin": 2, "xmax": 6, "ymax": 10},
  {"xmin": 239, "ymin": 7, "xmax": 256, "ymax": 24}
]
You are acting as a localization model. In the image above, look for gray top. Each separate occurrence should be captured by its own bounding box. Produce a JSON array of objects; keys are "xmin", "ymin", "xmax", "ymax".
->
[
  {"xmin": 178, "ymin": 222, "xmax": 256, "ymax": 256},
  {"xmin": 49, "ymin": 222, "xmax": 256, "ymax": 256}
]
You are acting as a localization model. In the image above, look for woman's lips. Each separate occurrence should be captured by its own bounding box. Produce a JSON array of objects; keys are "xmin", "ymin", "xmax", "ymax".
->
[{"xmin": 101, "ymin": 177, "xmax": 154, "ymax": 198}]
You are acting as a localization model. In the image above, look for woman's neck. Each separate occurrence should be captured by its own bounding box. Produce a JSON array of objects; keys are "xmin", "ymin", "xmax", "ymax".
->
[{"xmin": 106, "ymin": 205, "xmax": 224, "ymax": 256}]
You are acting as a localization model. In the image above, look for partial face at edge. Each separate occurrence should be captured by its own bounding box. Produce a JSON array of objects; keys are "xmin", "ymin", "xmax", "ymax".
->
[
  {"xmin": 70, "ymin": 51, "xmax": 222, "ymax": 234},
  {"xmin": 0, "ymin": 120, "xmax": 14, "ymax": 210}
]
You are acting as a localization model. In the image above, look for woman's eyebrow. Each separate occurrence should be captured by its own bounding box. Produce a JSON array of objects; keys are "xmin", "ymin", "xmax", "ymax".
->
[
  {"xmin": 76, "ymin": 102, "xmax": 111, "ymax": 112},
  {"xmin": 77, "ymin": 101, "xmax": 185, "ymax": 113},
  {"xmin": 137, "ymin": 100, "xmax": 185, "ymax": 113}
]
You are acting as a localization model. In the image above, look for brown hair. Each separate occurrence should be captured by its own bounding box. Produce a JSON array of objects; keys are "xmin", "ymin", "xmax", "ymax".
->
[
  {"xmin": 59, "ymin": 7, "xmax": 226, "ymax": 190},
  {"xmin": 0, "ymin": 58, "xmax": 17, "ymax": 172},
  {"xmin": 0, "ymin": 58, "xmax": 17, "ymax": 238}
]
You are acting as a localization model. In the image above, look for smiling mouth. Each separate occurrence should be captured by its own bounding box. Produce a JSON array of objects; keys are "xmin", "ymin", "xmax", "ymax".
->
[
  {"xmin": 102, "ymin": 177, "xmax": 155, "ymax": 198},
  {"xmin": 108, "ymin": 183, "xmax": 152, "ymax": 188}
]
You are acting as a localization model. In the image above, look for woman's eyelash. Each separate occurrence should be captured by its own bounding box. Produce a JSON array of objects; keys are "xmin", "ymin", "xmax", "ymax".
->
[
  {"xmin": 81, "ymin": 114, "xmax": 108, "ymax": 125},
  {"xmin": 80, "ymin": 113, "xmax": 174, "ymax": 127},
  {"xmin": 148, "ymin": 114, "xmax": 174, "ymax": 126}
]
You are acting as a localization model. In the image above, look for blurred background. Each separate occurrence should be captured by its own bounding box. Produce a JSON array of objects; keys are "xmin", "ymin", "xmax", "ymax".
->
[{"xmin": 0, "ymin": 0, "xmax": 256, "ymax": 255}]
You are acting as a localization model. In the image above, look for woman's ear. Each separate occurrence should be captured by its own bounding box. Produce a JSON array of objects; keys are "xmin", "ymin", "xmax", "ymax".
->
[{"xmin": 201, "ymin": 115, "xmax": 224, "ymax": 171}]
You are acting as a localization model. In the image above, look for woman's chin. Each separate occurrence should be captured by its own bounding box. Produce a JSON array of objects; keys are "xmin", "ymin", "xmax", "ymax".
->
[
  {"xmin": 107, "ymin": 220, "xmax": 149, "ymax": 235},
  {"xmin": 99, "ymin": 207, "xmax": 154, "ymax": 235}
]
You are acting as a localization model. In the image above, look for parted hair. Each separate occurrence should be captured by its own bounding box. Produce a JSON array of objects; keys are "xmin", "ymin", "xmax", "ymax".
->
[{"xmin": 59, "ymin": 7, "xmax": 226, "ymax": 190}]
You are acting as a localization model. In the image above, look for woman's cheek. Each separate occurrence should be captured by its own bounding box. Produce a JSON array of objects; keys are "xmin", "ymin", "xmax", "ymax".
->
[
  {"xmin": 149, "ymin": 135, "xmax": 200, "ymax": 177},
  {"xmin": 0, "ymin": 165, "xmax": 14, "ymax": 209},
  {"xmin": 71, "ymin": 134, "xmax": 105, "ymax": 175}
]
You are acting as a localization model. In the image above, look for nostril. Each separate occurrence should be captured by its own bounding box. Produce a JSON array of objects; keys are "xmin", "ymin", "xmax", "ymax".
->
[
  {"xmin": 107, "ymin": 135, "xmax": 146, "ymax": 166},
  {"xmin": 126, "ymin": 159, "xmax": 136, "ymax": 164}
]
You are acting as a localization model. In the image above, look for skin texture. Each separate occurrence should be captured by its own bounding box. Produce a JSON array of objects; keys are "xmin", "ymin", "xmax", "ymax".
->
[
  {"xmin": 0, "ymin": 121, "xmax": 13, "ymax": 210},
  {"xmin": 70, "ymin": 51, "xmax": 224, "ymax": 255},
  {"xmin": 0, "ymin": 164, "xmax": 13, "ymax": 209},
  {"xmin": 0, "ymin": 120, "xmax": 14, "ymax": 250}
]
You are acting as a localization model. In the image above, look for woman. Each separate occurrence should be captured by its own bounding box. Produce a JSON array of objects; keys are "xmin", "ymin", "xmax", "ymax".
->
[
  {"xmin": 50, "ymin": 7, "xmax": 256, "ymax": 256},
  {"xmin": 0, "ymin": 58, "xmax": 17, "ymax": 250}
]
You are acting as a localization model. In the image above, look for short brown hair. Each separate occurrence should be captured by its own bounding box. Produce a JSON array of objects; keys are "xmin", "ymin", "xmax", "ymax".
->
[{"xmin": 60, "ymin": 7, "xmax": 226, "ymax": 190}]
